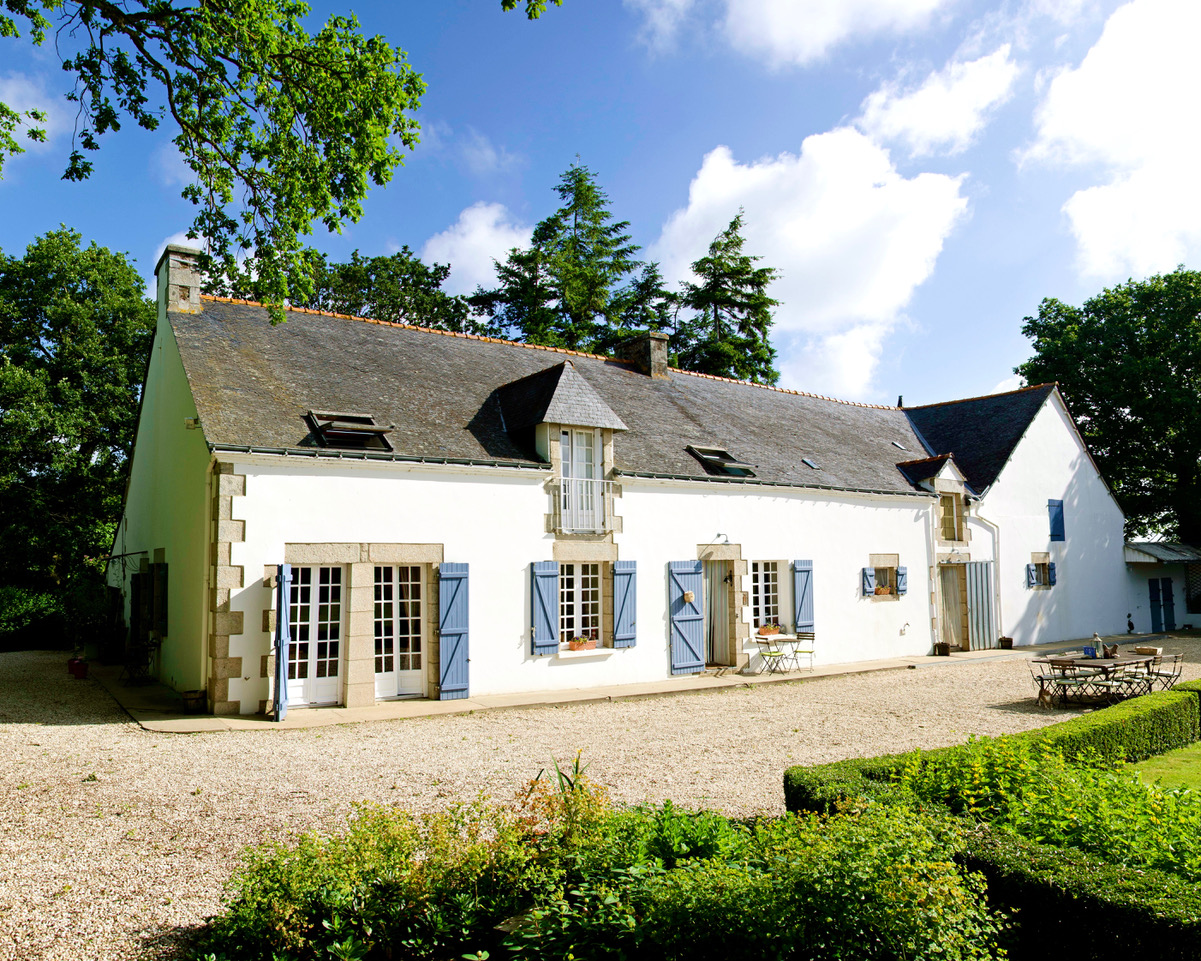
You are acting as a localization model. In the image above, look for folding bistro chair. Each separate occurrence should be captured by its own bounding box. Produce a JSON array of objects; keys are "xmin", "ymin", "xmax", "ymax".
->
[
  {"xmin": 756, "ymin": 636, "xmax": 791, "ymax": 674},
  {"xmin": 792, "ymin": 631, "xmax": 815, "ymax": 672},
  {"xmin": 1149, "ymin": 652, "xmax": 1184, "ymax": 691}
]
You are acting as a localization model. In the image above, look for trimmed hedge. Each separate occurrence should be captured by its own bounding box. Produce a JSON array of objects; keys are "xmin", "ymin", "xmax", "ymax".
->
[
  {"xmin": 960, "ymin": 825, "xmax": 1201, "ymax": 961},
  {"xmin": 783, "ymin": 691, "xmax": 1199, "ymax": 815},
  {"xmin": 783, "ymin": 690, "xmax": 1201, "ymax": 961}
]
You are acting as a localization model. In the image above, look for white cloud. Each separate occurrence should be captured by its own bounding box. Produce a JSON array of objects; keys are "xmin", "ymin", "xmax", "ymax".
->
[
  {"xmin": 858, "ymin": 46, "xmax": 1019, "ymax": 156},
  {"xmin": 651, "ymin": 131, "xmax": 967, "ymax": 399},
  {"xmin": 991, "ymin": 374, "xmax": 1024, "ymax": 394},
  {"xmin": 150, "ymin": 140, "xmax": 193, "ymax": 188},
  {"xmin": 420, "ymin": 202, "xmax": 531, "ymax": 296},
  {"xmin": 1026, "ymin": 0, "xmax": 1201, "ymax": 279},
  {"xmin": 722, "ymin": 0, "xmax": 956, "ymax": 68},
  {"xmin": 459, "ymin": 129, "xmax": 522, "ymax": 176},
  {"xmin": 624, "ymin": 0, "xmax": 695, "ymax": 49},
  {"xmin": 0, "ymin": 71, "xmax": 71, "ymax": 157}
]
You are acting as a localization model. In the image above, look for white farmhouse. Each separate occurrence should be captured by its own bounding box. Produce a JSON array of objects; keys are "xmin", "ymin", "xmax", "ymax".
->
[{"xmin": 109, "ymin": 246, "xmax": 1129, "ymax": 715}]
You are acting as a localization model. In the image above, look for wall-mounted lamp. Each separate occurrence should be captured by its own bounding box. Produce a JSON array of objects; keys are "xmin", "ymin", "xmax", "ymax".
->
[{"xmin": 683, "ymin": 591, "xmax": 695, "ymax": 604}]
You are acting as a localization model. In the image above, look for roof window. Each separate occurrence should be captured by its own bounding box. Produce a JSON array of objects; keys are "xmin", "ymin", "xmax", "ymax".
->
[
  {"xmin": 306, "ymin": 410, "xmax": 394, "ymax": 451},
  {"xmin": 802, "ymin": 457, "xmax": 820, "ymax": 470},
  {"xmin": 892, "ymin": 441, "xmax": 908, "ymax": 450},
  {"xmin": 686, "ymin": 445, "xmax": 756, "ymax": 477}
]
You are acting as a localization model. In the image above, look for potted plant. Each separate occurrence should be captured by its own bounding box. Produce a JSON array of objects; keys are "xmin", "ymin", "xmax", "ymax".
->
[
  {"xmin": 998, "ymin": 636, "xmax": 1014, "ymax": 650},
  {"xmin": 874, "ymin": 586, "xmax": 892, "ymax": 595},
  {"xmin": 933, "ymin": 642, "xmax": 951, "ymax": 656},
  {"xmin": 757, "ymin": 622, "xmax": 780, "ymax": 636},
  {"xmin": 567, "ymin": 636, "xmax": 597, "ymax": 651}
]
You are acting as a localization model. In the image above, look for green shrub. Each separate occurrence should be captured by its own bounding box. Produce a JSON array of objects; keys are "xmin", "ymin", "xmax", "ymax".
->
[
  {"xmin": 960, "ymin": 824, "xmax": 1201, "ymax": 961},
  {"xmin": 895, "ymin": 737, "xmax": 1201, "ymax": 881},
  {"xmin": 783, "ymin": 690, "xmax": 1199, "ymax": 816},
  {"xmin": 0, "ymin": 586, "xmax": 64, "ymax": 648},
  {"xmin": 508, "ymin": 805, "xmax": 1007, "ymax": 961}
]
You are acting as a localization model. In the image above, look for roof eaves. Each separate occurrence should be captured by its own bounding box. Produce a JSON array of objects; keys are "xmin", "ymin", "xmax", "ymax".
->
[
  {"xmin": 614, "ymin": 468, "xmax": 933, "ymax": 498},
  {"xmin": 209, "ymin": 443, "xmax": 551, "ymax": 472}
]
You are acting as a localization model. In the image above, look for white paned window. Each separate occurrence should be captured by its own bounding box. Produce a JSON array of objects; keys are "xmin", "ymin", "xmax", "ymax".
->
[
  {"xmin": 751, "ymin": 561, "xmax": 780, "ymax": 628},
  {"xmin": 289, "ymin": 566, "xmax": 342, "ymax": 681},
  {"xmin": 560, "ymin": 562, "xmax": 602, "ymax": 643},
  {"xmin": 560, "ymin": 429, "xmax": 599, "ymax": 480},
  {"xmin": 314, "ymin": 566, "xmax": 342, "ymax": 678},
  {"xmin": 374, "ymin": 565, "xmax": 422, "ymax": 674}
]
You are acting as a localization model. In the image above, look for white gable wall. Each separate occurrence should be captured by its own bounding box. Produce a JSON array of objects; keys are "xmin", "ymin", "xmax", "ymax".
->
[
  {"xmin": 109, "ymin": 311, "xmax": 212, "ymax": 692},
  {"xmin": 978, "ymin": 394, "xmax": 1127, "ymax": 644}
]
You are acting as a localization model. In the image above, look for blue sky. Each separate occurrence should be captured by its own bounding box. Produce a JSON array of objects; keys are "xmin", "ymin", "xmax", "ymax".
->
[{"xmin": 2, "ymin": 0, "xmax": 1198, "ymax": 405}]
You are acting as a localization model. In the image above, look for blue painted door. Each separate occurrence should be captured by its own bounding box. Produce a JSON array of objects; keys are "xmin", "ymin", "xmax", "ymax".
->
[
  {"xmin": 668, "ymin": 561, "xmax": 705, "ymax": 675},
  {"xmin": 1150, "ymin": 578, "xmax": 1163, "ymax": 633},
  {"xmin": 439, "ymin": 563, "xmax": 469, "ymax": 700},
  {"xmin": 1162, "ymin": 578, "xmax": 1176, "ymax": 631}
]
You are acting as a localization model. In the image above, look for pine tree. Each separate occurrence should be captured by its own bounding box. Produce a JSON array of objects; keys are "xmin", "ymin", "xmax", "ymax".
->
[
  {"xmin": 676, "ymin": 212, "xmax": 780, "ymax": 384},
  {"xmin": 473, "ymin": 161, "xmax": 641, "ymax": 351}
]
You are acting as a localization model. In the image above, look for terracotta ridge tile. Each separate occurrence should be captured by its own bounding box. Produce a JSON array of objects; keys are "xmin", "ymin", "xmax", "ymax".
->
[{"xmin": 902, "ymin": 382, "xmax": 1057, "ymax": 410}]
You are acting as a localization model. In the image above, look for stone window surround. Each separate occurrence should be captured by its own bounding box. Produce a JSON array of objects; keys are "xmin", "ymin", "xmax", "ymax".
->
[
  {"xmin": 868, "ymin": 552, "xmax": 902, "ymax": 601},
  {"xmin": 933, "ymin": 478, "xmax": 970, "ymax": 546},
  {"xmin": 542, "ymin": 424, "xmax": 623, "ymax": 535},
  {"xmin": 259, "ymin": 542, "xmax": 445, "ymax": 711},
  {"xmin": 697, "ymin": 542, "xmax": 750, "ymax": 670},
  {"xmin": 1030, "ymin": 551, "xmax": 1053, "ymax": 591},
  {"xmin": 551, "ymin": 539, "xmax": 618, "ymax": 650}
]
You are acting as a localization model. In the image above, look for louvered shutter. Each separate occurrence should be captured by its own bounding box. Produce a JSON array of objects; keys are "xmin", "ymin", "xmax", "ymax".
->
[
  {"xmin": 273, "ymin": 563, "xmax": 292, "ymax": 722},
  {"xmin": 897, "ymin": 567, "xmax": 908, "ymax": 595},
  {"xmin": 1047, "ymin": 562, "xmax": 1057, "ymax": 586},
  {"xmin": 1162, "ymin": 578, "xmax": 1176, "ymax": 630},
  {"xmin": 612, "ymin": 561, "xmax": 637, "ymax": 648},
  {"xmin": 531, "ymin": 561, "xmax": 559, "ymax": 656},
  {"xmin": 1049, "ymin": 500, "xmax": 1065, "ymax": 542},
  {"xmin": 1025, "ymin": 564, "xmax": 1037, "ymax": 588},
  {"xmin": 861, "ymin": 567, "xmax": 875, "ymax": 596},
  {"xmin": 439, "ymin": 563, "xmax": 470, "ymax": 700},
  {"xmin": 668, "ymin": 561, "xmax": 704, "ymax": 674},
  {"xmin": 793, "ymin": 560, "xmax": 814, "ymax": 631}
]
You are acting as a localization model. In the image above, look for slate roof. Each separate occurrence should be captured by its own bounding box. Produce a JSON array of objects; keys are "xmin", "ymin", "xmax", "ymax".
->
[
  {"xmin": 171, "ymin": 299, "xmax": 932, "ymax": 495},
  {"xmin": 904, "ymin": 384, "xmax": 1057, "ymax": 493},
  {"xmin": 895, "ymin": 454, "xmax": 955, "ymax": 487},
  {"xmin": 498, "ymin": 361, "xmax": 628, "ymax": 433}
]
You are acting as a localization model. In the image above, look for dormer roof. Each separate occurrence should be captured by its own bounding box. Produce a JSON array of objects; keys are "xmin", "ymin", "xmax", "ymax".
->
[{"xmin": 498, "ymin": 361, "xmax": 628, "ymax": 433}]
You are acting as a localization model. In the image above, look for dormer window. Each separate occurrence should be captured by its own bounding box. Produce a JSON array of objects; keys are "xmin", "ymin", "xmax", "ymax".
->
[
  {"xmin": 306, "ymin": 410, "xmax": 394, "ymax": 451},
  {"xmin": 939, "ymin": 493, "xmax": 964, "ymax": 541},
  {"xmin": 686, "ymin": 445, "xmax": 756, "ymax": 478}
]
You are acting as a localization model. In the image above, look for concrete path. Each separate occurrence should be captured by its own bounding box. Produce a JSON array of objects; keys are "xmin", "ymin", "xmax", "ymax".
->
[{"xmin": 88, "ymin": 638, "xmax": 1130, "ymax": 734}]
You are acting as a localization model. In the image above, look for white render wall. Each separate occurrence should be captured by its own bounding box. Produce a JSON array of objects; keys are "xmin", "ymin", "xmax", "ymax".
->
[
  {"xmin": 224, "ymin": 457, "xmax": 939, "ymax": 711},
  {"xmin": 978, "ymin": 395, "xmax": 1128, "ymax": 645}
]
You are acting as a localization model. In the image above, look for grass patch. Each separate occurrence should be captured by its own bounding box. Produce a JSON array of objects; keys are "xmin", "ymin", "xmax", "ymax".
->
[{"xmin": 1135, "ymin": 740, "xmax": 1201, "ymax": 790}]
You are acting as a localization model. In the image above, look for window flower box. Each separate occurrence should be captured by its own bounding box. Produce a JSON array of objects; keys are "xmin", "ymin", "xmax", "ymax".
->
[
  {"xmin": 567, "ymin": 637, "xmax": 597, "ymax": 651},
  {"xmin": 756, "ymin": 624, "xmax": 780, "ymax": 636},
  {"xmin": 874, "ymin": 586, "xmax": 893, "ymax": 595}
]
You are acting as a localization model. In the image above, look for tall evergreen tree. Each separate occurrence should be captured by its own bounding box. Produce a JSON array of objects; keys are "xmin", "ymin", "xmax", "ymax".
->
[
  {"xmin": 676, "ymin": 212, "xmax": 780, "ymax": 384},
  {"xmin": 473, "ymin": 161, "xmax": 642, "ymax": 351}
]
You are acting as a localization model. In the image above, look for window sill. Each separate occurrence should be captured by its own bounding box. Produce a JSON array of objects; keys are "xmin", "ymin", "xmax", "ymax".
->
[
  {"xmin": 556, "ymin": 647, "xmax": 617, "ymax": 659},
  {"xmin": 868, "ymin": 594, "xmax": 903, "ymax": 601}
]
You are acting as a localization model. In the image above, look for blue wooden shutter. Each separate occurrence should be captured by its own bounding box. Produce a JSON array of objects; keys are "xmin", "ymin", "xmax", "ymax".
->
[
  {"xmin": 1163, "ymin": 578, "xmax": 1176, "ymax": 630},
  {"xmin": 1047, "ymin": 562, "xmax": 1057, "ymax": 586},
  {"xmin": 793, "ymin": 560, "xmax": 814, "ymax": 631},
  {"xmin": 439, "ymin": 563, "xmax": 470, "ymax": 700},
  {"xmin": 273, "ymin": 563, "xmax": 292, "ymax": 722},
  {"xmin": 861, "ymin": 567, "xmax": 875, "ymax": 596},
  {"xmin": 897, "ymin": 567, "xmax": 908, "ymax": 595},
  {"xmin": 613, "ymin": 561, "xmax": 637, "ymax": 648},
  {"xmin": 668, "ymin": 561, "xmax": 704, "ymax": 674},
  {"xmin": 1025, "ymin": 564, "xmax": 1036, "ymax": 588},
  {"xmin": 1049, "ymin": 500, "xmax": 1065, "ymax": 542},
  {"xmin": 531, "ymin": 561, "xmax": 559, "ymax": 656}
]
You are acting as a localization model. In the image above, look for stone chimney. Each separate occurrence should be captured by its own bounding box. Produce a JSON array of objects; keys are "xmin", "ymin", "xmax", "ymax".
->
[
  {"xmin": 155, "ymin": 243, "xmax": 204, "ymax": 314},
  {"xmin": 615, "ymin": 330, "xmax": 670, "ymax": 379}
]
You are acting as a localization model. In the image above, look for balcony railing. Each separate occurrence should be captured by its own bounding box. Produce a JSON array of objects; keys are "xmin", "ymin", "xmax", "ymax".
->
[{"xmin": 556, "ymin": 477, "xmax": 613, "ymax": 533}]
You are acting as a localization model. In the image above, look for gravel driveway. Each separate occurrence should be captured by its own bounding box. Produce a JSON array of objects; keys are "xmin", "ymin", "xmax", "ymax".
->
[{"xmin": 3, "ymin": 644, "xmax": 1198, "ymax": 961}]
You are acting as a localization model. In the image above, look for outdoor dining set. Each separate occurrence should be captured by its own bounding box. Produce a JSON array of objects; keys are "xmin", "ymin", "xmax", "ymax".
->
[{"xmin": 1031, "ymin": 644, "xmax": 1182, "ymax": 707}]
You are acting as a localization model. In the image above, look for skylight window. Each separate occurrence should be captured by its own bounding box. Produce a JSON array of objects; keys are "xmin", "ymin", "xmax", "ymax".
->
[
  {"xmin": 892, "ymin": 441, "xmax": 908, "ymax": 450},
  {"xmin": 686, "ymin": 445, "xmax": 756, "ymax": 477},
  {"xmin": 306, "ymin": 410, "xmax": 394, "ymax": 451},
  {"xmin": 802, "ymin": 457, "xmax": 820, "ymax": 470}
]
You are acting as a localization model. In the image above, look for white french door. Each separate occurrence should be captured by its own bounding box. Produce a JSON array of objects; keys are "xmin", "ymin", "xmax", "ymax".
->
[
  {"xmin": 286, "ymin": 566, "xmax": 343, "ymax": 706},
  {"xmin": 560, "ymin": 429, "xmax": 600, "ymax": 531},
  {"xmin": 374, "ymin": 565, "xmax": 425, "ymax": 698}
]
